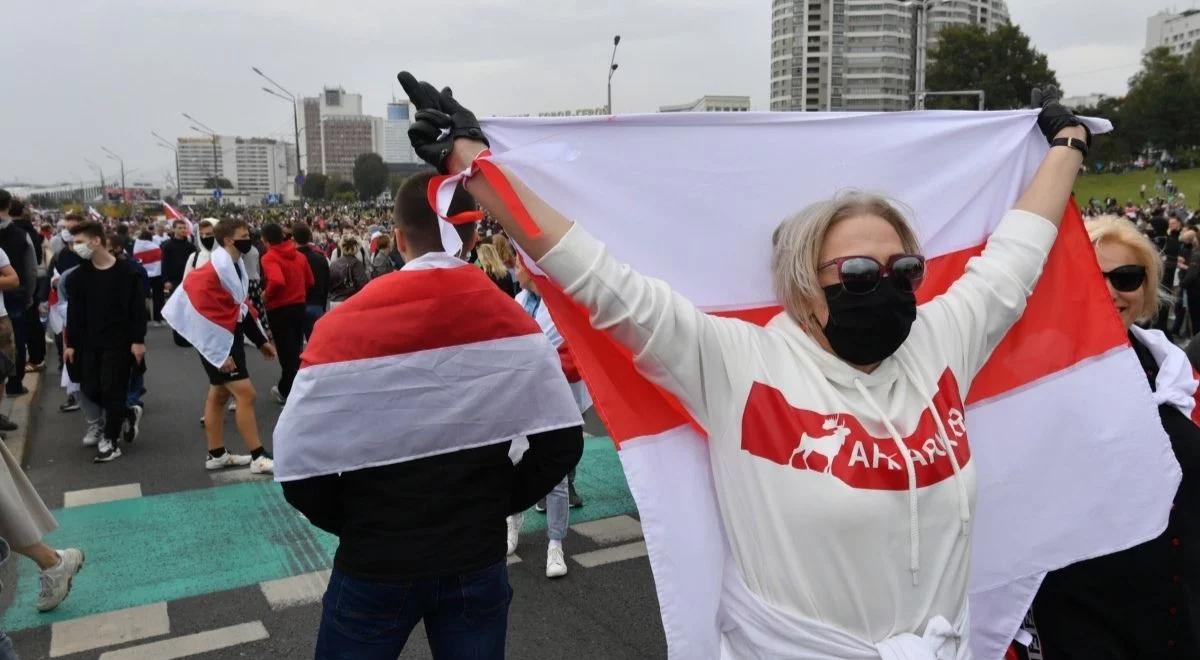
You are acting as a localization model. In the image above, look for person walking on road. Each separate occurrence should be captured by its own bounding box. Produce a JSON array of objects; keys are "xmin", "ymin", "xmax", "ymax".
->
[
  {"xmin": 163, "ymin": 218, "xmax": 277, "ymax": 475},
  {"xmin": 327, "ymin": 237, "xmax": 367, "ymax": 309},
  {"xmin": 259, "ymin": 223, "xmax": 313, "ymax": 405},
  {"xmin": 0, "ymin": 191, "xmax": 40, "ymax": 398},
  {"xmin": 159, "ymin": 219, "xmax": 195, "ymax": 301},
  {"xmin": 276, "ymin": 174, "xmax": 584, "ymax": 660},
  {"xmin": 293, "ymin": 223, "xmax": 330, "ymax": 341},
  {"xmin": 64, "ymin": 221, "xmax": 148, "ymax": 463}
]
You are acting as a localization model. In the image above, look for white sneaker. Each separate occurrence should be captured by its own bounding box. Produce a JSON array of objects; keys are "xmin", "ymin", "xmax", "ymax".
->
[
  {"xmin": 506, "ymin": 514, "xmax": 523, "ymax": 556},
  {"xmin": 546, "ymin": 545, "xmax": 568, "ymax": 578},
  {"xmin": 93, "ymin": 438, "xmax": 122, "ymax": 463},
  {"xmin": 227, "ymin": 400, "xmax": 237, "ymax": 412},
  {"xmin": 122, "ymin": 405, "xmax": 143, "ymax": 443},
  {"xmin": 205, "ymin": 452, "xmax": 252, "ymax": 470},
  {"xmin": 270, "ymin": 386, "xmax": 286, "ymax": 405},
  {"xmin": 250, "ymin": 455, "xmax": 274, "ymax": 474},
  {"xmin": 81, "ymin": 427, "xmax": 101, "ymax": 447},
  {"xmin": 37, "ymin": 548, "xmax": 85, "ymax": 612}
]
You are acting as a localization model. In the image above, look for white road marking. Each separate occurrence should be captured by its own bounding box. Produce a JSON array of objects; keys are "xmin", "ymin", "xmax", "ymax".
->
[
  {"xmin": 50, "ymin": 602, "xmax": 169, "ymax": 657},
  {"xmin": 259, "ymin": 570, "xmax": 330, "ymax": 610},
  {"xmin": 98, "ymin": 621, "xmax": 269, "ymax": 660},
  {"xmin": 208, "ymin": 468, "xmax": 273, "ymax": 485},
  {"xmin": 571, "ymin": 515, "xmax": 643, "ymax": 545},
  {"xmin": 63, "ymin": 483, "xmax": 143, "ymax": 508},
  {"xmin": 572, "ymin": 541, "xmax": 649, "ymax": 568}
]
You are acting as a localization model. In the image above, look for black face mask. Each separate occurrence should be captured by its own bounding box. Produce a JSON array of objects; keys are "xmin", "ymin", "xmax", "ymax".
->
[
  {"xmin": 233, "ymin": 239, "xmax": 253, "ymax": 255},
  {"xmin": 820, "ymin": 279, "xmax": 917, "ymax": 366},
  {"xmin": 200, "ymin": 236, "xmax": 216, "ymax": 251}
]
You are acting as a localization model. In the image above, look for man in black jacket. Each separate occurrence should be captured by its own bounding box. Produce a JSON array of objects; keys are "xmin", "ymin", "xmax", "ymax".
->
[
  {"xmin": 64, "ymin": 221, "xmax": 147, "ymax": 463},
  {"xmin": 0, "ymin": 191, "xmax": 38, "ymax": 395},
  {"xmin": 9, "ymin": 200, "xmax": 47, "ymax": 371},
  {"xmin": 159, "ymin": 220, "xmax": 195, "ymax": 297},
  {"xmin": 280, "ymin": 174, "xmax": 583, "ymax": 659},
  {"xmin": 291, "ymin": 223, "xmax": 329, "ymax": 340}
]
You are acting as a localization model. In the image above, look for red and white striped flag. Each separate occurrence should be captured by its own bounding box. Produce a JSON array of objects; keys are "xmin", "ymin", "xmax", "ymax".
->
[
  {"xmin": 161, "ymin": 200, "xmax": 194, "ymax": 236},
  {"xmin": 271, "ymin": 253, "xmax": 583, "ymax": 482},
  {"xmin": 460, "ymin": 111, "xmax": 1182, "ymax": 660},
  {"xmin": 162, "ymin": 247, "xmax": 256, "ymax": 367},
  {"xmin": 86, "ymin": 206, "xmax": 103, "ymax": 221},
  {"xmin": 132, "ymin": 238, "xmax": 162, "ymax": 278}
]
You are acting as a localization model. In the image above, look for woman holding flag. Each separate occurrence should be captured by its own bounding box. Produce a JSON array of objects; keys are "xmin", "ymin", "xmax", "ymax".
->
[{"xmin": 398, "ymin": 72, "xmax": 1090, "ymax": 658}]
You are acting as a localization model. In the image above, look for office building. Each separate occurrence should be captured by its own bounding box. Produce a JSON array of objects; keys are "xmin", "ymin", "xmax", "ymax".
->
[
  {"xmin": 382, "ymin": 101, "xmax": 418, "ymax": 164},
  {"xmin": 300, "ymin": 86, "xmax": 389, "ymax": 177},
  {"xmin": 660, "ymin": 95, "xmax": 751, "ymax": 112},
  {"xmin": 770, "ymin": 0, "xmax": 1010, "ymax": 112},
  {"xmin": 177, "ymin": 135, "xmax": 296, "ymax": 202},
  {"xmin": 1146, "ymin": 10, "xmax": 1200, "ymax": 57}
]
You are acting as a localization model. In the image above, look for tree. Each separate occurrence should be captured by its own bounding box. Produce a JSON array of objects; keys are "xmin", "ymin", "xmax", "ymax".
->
[
  {"xmin": 1074, "ymin": 96, "xmax": 1134, "ymax": 165},
  {"xmin": 203, "ymin": 176, "xmax": 234, "ymax": 189},
  {"xmin": 324, "ymin": 175, "xmax": 355, "ymax": 200},
  {"xmin": 925, "ymin": 23, "xmax": 1058, "ymax": 110},
  {"xmin": 302, "ymin": 173, "xmax": 328, "ymax": 200},
  {"xmin": 388, "ymin": 174, "xmax": 407, "ymax": 199},
  {"xmin": 353, "ymin": 153, "xmax": 389, "ymax": 201},
  {"xmin": 1119, "ymin": 47, "xmax": 1200, "ymax": 153}
]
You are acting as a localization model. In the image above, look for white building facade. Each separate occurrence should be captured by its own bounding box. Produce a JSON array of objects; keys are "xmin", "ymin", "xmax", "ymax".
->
[
  {"xmin": 1146, "ymin": 10, "xmax": 1200, "ymax": 58},
  {"xmin": 771, "ymin": 0, "xmax": 1010, "ymax": 112},
  {"xmin": 659, "ymin": 95, "xmax": 751, "ymax": 112},
  {"xmin": 177, "ymin": 135, "xmax": 296, "ymax": 203},
  {"xmin": 382, "ymin": 101, "xmax": 418, "ymax": 164}
]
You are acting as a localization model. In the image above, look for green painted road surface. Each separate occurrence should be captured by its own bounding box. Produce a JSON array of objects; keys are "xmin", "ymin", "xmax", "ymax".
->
[{"xmin": 1, "ymin": 436, "xmax": 635, "ymax": 633}]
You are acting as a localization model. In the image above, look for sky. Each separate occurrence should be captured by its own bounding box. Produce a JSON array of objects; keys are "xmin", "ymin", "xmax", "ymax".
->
[{"xmin": 2, "ymin": 0, "xmax": 1194, "ymax": 187}]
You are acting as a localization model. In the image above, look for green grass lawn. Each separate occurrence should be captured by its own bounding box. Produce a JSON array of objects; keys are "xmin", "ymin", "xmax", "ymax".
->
[{"xmin": 1074, "ymin": 167, "xmax": 1200, "ymax": 207}]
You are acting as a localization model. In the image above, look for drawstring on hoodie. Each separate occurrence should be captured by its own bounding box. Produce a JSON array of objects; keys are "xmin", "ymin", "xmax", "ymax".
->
[
  {"xmin": 898, "ymin": 360, "xmax": 972, "ymax": 539},
  {"xmin": 853, "ymin": 378, "xmax": 922, "ymax": 586}
]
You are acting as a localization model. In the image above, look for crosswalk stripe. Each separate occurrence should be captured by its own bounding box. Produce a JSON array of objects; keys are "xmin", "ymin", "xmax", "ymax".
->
[
  {"xmin": 97, "ymin": 621, "xmax": 269, "ymax": 660},
  {"xmin": 63, "ymin": 483, "xmax": 143, "ymax": 508},
  {"xmin": 208, "ymin": 468, "xmax": 273, "ymax": 485},
  {"xmin": 49, "ymin": 602, "xmax": 169, "ymax": 658},
  {"xmin": 571, "ymin": 515, "xmax": 643, "ymax": 545},
  {"xmin": 571, "ymin": 541, "xmax": 648, "ymax": 568},
  {"xmin": 259, "ymin": 570, "xmax": 330, "ymax": 610}
]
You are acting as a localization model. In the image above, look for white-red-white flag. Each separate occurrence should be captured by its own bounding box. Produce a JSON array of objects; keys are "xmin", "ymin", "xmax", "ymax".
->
[
  {"xmin": 162, "ymin": 247, "xmax": 255, "ymax": 367},
  {"xmin": 453, "ymin": 110, "xmax": 1182, "ymax": 660},
  {"xmin": 271, "ymin": 253, "xmax": 583, "ymax": 482},
  {"xmin": 132, "ymin": 238, "xmax": 162, "ymax": 278}
]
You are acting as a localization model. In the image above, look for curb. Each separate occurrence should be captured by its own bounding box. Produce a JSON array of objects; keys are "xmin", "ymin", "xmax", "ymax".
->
[{"xmin": 1, "ymin": 369, "xmax": 43, "ymax": 467}]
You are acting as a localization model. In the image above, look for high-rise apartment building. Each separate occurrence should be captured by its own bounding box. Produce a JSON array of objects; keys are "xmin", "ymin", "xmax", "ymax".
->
[
  {"xmin": 300, "ymin": 87, "xmax": 385, "ymax": 177},
  {"xmin": 1146, "ymin": 10, "xmax": 1200, "ymax": 58},
  {"xmin": 177, "ymin": 136, "xmax": 296, "ymax": 201},
  {"xmin": 382, "ymin": 101, "xmax": 418, "ymax": 164},
  {"xmin": 770, "ymin": 0, "xmax": 1010, "ymax": 112}
]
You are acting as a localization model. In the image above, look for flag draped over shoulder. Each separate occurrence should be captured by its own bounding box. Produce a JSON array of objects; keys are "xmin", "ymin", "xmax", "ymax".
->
[
  {"xmin": 162, "ymin": 247, "xmax": 254, "ymax": 368},
  {"xmin": 133, "ymin": 238, "xmax": 162, "ymax": 278},
  {"xmin": 271, "ymin": 253, "xmax": 583, "ymax": 483},
  {"xmin": 456, "ymin": 110, "xmax": 1181, "ymax": 660}
]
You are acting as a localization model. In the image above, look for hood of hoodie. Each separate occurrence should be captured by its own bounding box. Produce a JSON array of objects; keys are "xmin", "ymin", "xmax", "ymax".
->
[{"xmin": 269, "ymin": 240, "xmax": 303, "ymax": 262}]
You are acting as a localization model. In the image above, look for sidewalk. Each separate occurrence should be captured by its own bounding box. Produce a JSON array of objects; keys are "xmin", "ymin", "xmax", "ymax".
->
[{"xmin": 0, "ymin": 370, "xmax": 43, "ymax": 467}]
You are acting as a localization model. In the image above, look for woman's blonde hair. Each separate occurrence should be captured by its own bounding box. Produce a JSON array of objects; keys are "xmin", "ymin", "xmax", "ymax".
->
[
  {"xmin": 476, "ymin": 244, "xmax": 508, "ymax": 279},
  {"xmin": 771, "ymin": 191, "xmax": 921, "ymax": 323},
  {"xmin": 1086, "ymin": 215, "xmax": 1168, "ymax": 323},
  {"xmin": 492, "ymin": 234, "xmax": 516, "ymax": 266}
]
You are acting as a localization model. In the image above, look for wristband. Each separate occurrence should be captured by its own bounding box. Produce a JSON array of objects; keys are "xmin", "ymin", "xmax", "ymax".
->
[{"xmin": 1050, "ymin": 137, "xmax": 1088, "ymax": 158}]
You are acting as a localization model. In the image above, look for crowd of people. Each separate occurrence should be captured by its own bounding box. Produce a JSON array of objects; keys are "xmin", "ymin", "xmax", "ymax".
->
[{"xmin": 0, "ymin": 76, "xmax": 1197, "ymax": 660}]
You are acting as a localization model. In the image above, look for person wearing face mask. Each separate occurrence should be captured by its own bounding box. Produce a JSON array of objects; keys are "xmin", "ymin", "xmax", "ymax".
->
[
  {"xmin": 1028, "ymin": 216, "xmax": 1200, "ymax": 658},
  {"xmin": 163, "ymin": 218, "xmax": 277, "ymax": 475},
  {"xmin": 399, "ymin": 72, "xmax": 1089, "ymax": 657},
  {"xmin": 160, "ymin": 220, "xmax": 196, "ymax": 300},
  {"xmin": 63, "ymin": 221, "xmax": 148, "ymax": 463},
  {"xmin": 183, "ymin": 219, "xmax": 217, "ymax": 279},
  {"xmin": 259, "ymin": 223, "xmax": 314, "ymax": 405}
]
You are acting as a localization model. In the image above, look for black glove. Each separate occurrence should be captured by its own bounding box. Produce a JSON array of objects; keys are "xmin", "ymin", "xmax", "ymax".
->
[
  {"xmin": 397, "ymin": 71, "xmax": 489, "ymax": 174},
  {"xmin": 1033, "ymin": 85, "xmax": 1091, "ymax": 147}
]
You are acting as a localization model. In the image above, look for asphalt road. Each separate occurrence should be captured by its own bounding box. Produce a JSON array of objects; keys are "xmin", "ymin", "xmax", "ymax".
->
[{"xmin": 1, "ymin": 326, "xmax": 666, "ymax": 659}]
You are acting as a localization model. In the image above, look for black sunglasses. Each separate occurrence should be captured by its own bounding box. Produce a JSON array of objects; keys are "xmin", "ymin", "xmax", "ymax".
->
[
  {"xmin": 818, "ymin": 254, "xmax": 926, "ymax": 295},
  {"xmin": 1102, "ymin": 264, "xmax": 1146, "ymax": 292}
]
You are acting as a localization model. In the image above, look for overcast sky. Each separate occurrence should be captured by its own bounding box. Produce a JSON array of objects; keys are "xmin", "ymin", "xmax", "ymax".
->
[{"xmin": 2, "ymin": 0, "xmax": 1192, "ymax": 186}]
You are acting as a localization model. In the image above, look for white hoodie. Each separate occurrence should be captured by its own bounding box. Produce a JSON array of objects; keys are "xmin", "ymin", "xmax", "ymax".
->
[{"xmin": 537, "ymin": 208, "xmax": 1058, "ymax": 656}]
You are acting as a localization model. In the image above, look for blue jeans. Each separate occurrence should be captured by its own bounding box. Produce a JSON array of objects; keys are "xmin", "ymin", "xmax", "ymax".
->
[
  {"xmin": 315, "ymin": 562, "xmax": 511, "ymax": 660},
  {"xmin": 303, "ymin": 304, "xmax": 326, "ymax": 342},
  {"xmin": 126, "ymin": 370, "xmax": 146, "ymax": 408},
  {"xmin": 0, "ymin": 631, "xmax": 18, "ymax": 660}
]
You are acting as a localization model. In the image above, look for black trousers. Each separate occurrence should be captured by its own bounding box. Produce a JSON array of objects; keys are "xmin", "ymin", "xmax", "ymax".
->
[
  {"xmin": 149, "ymin": 276, "xmax": 165, "ymax": 322},
  {"xmin": 24, "ymin": 304, "xmax": 45, "ymax": 365},
  {"xmin": 6, "ymin": 307, "xmax": 27, "ymax": 394},
  {"xmin": 267, "ymin": 303, "xmax": 305, "ymax": 397},
  {"xmin": 77, "ymin": 348, "xmax": 132, "ymax": 441}
]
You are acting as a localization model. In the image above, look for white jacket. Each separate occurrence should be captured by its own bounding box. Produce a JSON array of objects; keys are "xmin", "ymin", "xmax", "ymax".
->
[
  {"xmin": 183, "ymin": 244, "xmax": 212, "ymax": 280},
  {"xmin": 538, "ymin": 209, "xmax": 1058, "ymax": 657}
]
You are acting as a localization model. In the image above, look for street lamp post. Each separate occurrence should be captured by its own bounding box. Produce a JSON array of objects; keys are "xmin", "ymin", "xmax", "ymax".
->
[
  {"xmin": 182, "ymin": 113, "xmax": 220, "ymax": 191},
  {"xmin": 252, "ymin": 67, "xmax": 305, "ymax": 202},
  {"xmin": 607, "ymin": 35, "xmax": 621, "ymax": 114},
  {"xmin": 84, "ymin": 158, "xmax": 106, "ymax": 192},
  {"xmin": 100, "ymin": 146, "xmax": 126, "ymax": 204},
  {"xmin": 151, "ymin": 131, "xmax": 181, "ymax": 197},
  {"xmin": 900, "ymin": 0, "xmax": 953, "ymax": 110}
]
